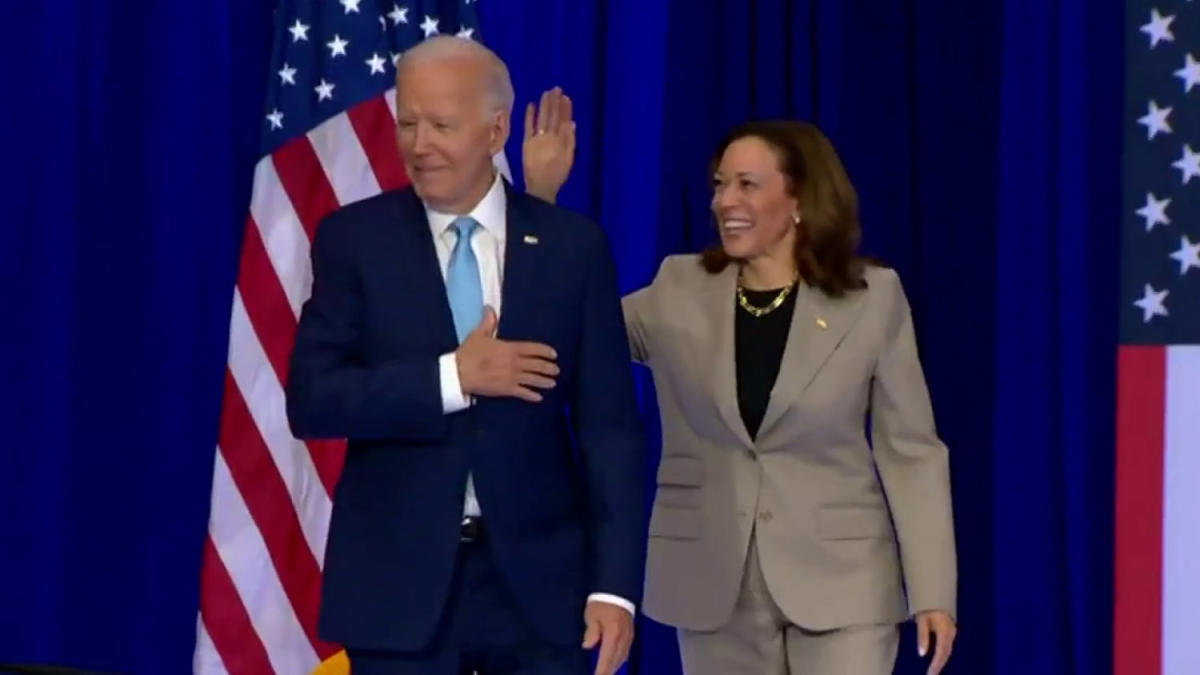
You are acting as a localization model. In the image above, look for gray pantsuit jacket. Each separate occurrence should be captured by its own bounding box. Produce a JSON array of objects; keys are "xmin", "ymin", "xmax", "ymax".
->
[{"xmin": 622, "ymin": 255, "xmax": 957, "ymax": 632}]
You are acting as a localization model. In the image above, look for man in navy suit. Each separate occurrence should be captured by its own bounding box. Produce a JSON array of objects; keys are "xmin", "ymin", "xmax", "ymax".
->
[{"xmin": 285, "ymin": 36, "xmax": 646, "ymax": 675}]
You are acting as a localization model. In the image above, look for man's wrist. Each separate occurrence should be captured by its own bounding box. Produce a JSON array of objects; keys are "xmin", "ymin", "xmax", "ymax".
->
[
  {"xmin": 587, "ymin": 593, "xmax": 635, "ymax": 616},
  {"xmin": 439, "ymin": 352, "xmax": 471, "ymax": 413}
]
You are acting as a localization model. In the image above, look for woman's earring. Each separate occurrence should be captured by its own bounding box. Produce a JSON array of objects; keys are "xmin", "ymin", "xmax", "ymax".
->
[{"xmin": 793, "ymin": 213, "xmax": 802, "ymax": 225}]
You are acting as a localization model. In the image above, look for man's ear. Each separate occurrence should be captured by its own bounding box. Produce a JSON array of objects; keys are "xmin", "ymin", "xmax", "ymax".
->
[{"xmin": 488, "ymin": 109, "xmax": 510, "ymax": 156}]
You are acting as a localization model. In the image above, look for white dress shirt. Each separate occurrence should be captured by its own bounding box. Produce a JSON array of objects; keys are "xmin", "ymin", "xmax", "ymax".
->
[{"xmin": 423, "ymin": 173, "xmax": 635, "ymax": 616}]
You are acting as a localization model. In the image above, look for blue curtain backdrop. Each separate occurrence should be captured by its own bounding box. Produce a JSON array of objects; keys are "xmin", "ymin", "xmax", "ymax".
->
[{"xmin": 0, "ymin": 1, "xmax": 1120, "ymax": 673}]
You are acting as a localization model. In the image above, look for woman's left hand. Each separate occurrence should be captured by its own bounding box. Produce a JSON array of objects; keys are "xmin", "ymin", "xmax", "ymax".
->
[
  {"xmin": 915, "ymin": 610, "xmax": 956, "ymax": 675},
  {"xmin": 522, "ymin": 87, "xmax": 575, "ymax": 203}
]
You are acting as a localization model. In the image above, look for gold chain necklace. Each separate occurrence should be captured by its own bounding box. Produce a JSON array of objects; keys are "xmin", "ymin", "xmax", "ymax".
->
[{"xmin": 737, "ymin": 273, "xmax": 799, "ymax": 317}]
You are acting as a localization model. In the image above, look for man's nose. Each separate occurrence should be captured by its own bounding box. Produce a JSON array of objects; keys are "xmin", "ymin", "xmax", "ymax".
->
[{"xmin": 410, "ymin": 123, "xmax": 430, "ymax": 154}]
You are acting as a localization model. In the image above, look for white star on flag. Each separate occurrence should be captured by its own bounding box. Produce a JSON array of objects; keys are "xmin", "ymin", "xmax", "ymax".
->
[
  {"xmin": 421, "ymin": 16, "xmax": 440, "ymax": 37},
  {"xmin": 1136, "ymin": 192, "xmax": 1172, "ymax": 231},
  {"xmin": 314, "ymin": 79, "xmax": 335, "ymax": 101},
  {"xmin": 278, "ymin": 63, "xmax": 297, "ymax": 86},
  {"xmin": 1170, "ymin": 236, "xmax": 1200, "ymax": 275},
  {"xmin": 1175, "ymin": 53, "xmax": 1200, "ymax": 92},
  {"xmin": 389, "ymin": 5, "xmax": 410, "ymax": 24},
  {"xmin": 1172, "ymin": 144, "xmax": 1200, "ymax": 184},
  {"xmin": 1134, "ymin": 284, "xmax": 1170, "ymax": 323},
  {"xmin": 457, "ymin": 27, "xmax": 475, "ymax": 40},
  {"xmin": 340, "ymin": 0, "xmax": 362, "ymax": 14},
  {"xmin": 266, "ymin": 109, "xmax": 284, "ymax": 130},
  {"xmin": 1140, "ymin": 9, "xmax": 1175, "ymax": 48},
  {"xmin": 366, "ymin": 53, "xmax": 387, "ymax": 75},
  {"xmin": 288, "ymin": 19, "xmax": 310, "ymax": 42},
  {"xmin": 1138, "ymin": 100, "xmax": 1172, "ymax": 140},
  {"xmin": 327, "ymin": 35, "xmax": 350, "ymax": 57}
]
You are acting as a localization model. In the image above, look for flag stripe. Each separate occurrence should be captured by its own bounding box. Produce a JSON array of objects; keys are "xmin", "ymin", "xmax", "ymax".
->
[
  {"xmin": 197, "ymin": 536, "xmax": 276, "ymax": 675},
  {"xmin": 218, "ymin": 371, "xmax": 333, "ymax": 661},
  {"xmin": 208, "ymin": 446, "xmax": 321, "ymax": 673},
  {"xmin": 1163, "ymin": 346, "xmax": 1200, "ymax": 674},
  {"xmin": 272, "ymin": 139, "xmax": 341, "ymax": 240},
  {"xmin": 301, "ymin": 438, "xmax": 346, "ymax": 508},
  {"xmin": 385, "ymin": 85, "xmax": 398, "ymax": 122},
  {"xmin": 1115, "ymin": 345, "xmax": 1165, "ymax": 675},
  {"xmin": 347, "ymin": 95, "xmax": 409, "ymax": 191},
  {"xmin": 236, "ymin": 218, "xmax": 299, "ymax": 386},
  {"xmin": 194, "ymin": 616, "xmax": 233, "ymax": 675},
  {"xmin": 233, "ymin": 238, "xmax": 341, "ymax": 497},
  {"xmin": 228, "ymin": 291, "xmax": 334, "ymax": 550},
  {"xmin": 308, "ymin": 112, "xmax": 382, "ymax": 205},
  {"xmin": 249, "ymin": 159, "xmax": 313, "ymax": 317}
]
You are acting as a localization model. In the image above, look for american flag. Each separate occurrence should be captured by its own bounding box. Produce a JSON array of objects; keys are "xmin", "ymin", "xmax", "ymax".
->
[
  {"xmin": 1116, "ymin": 2, "xmax": 1200, "ymax": 674},
  {"xmin": 193, "ymin": 2, "xmax": 502, "ymax": 673}
]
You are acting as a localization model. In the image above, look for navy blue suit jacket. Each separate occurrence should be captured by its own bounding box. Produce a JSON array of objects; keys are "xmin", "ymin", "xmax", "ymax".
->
[{"xmin": 285, "ymin": 182, "xmax": 647, "ymax": 652}]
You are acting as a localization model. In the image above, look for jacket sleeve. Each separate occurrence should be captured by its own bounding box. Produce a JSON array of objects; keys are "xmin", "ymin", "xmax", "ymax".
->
[
  {"xmin": 621, "ymin": 286, "xmax": 652, "ymax": 365},
  {"xmin": 571, "ymin": 228, "xmax": 648, "ymax": 605},
  {"xmin": 285, "ymin": 213, "xmax": 448, "ymax": 443},
  {"xmin": 868, "ymin": 269, "xmax": 958, "ymax": 620}
]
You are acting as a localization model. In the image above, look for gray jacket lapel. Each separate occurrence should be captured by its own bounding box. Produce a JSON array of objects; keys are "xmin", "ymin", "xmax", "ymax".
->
[
  {"xmin": 706, "ymin": 265, "xmax": 755, "ymax": 450},
  {"xmin": 756, "ymin": 283, "xmax": 868, "ymax": 440}
]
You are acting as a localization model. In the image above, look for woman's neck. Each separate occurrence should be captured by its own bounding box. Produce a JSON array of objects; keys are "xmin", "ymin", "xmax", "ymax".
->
[{"xmin": 740, "ymin": 255, "xmax": 796, "ymax": 290}]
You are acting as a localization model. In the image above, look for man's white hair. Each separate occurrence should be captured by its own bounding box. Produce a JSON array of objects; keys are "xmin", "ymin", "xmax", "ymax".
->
[{"xmin": 397, "ymin": 36, "xmax": 515, "ymax": 113}]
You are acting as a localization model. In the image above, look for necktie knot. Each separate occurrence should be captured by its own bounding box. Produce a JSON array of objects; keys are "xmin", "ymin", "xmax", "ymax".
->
[{"xmin": 451, "ymin": 216, "xmax": 479, "ymax": 241}]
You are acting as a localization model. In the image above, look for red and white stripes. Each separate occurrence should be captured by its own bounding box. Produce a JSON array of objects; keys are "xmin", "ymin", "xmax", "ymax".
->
[
  {"xmin": 1116, "ymin": 345, "xmax": 1200, "ymax": 675},
  {"xmin": 195, "ymin": 88, "xmax": 405, "ymax": 675}
]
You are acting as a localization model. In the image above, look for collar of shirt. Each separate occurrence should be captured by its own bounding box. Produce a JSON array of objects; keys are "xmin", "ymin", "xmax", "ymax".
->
[{"xmin": 424, "ymin": 172, "xmax": 507, "ymax": 249}]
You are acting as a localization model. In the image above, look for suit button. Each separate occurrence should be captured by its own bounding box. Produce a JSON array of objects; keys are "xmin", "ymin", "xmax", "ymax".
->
[{"xmin": 758, "ymin": 511, "xmax": 774, "ymax": 524}]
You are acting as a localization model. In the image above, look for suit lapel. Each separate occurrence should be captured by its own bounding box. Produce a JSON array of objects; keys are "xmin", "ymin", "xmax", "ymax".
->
[
  {"xmin": 391, "ymin": 190, "xmax": 458, "ymax": 348},
  {"xmin": 756, "ymin": 283, "xmax": 868, "ymax": 439},
  {"xmin": 496, "ymin": 186, "xmax": 541, "ymax": 339},
  {"xmin": 707, "ymin": 265, "xmax": 755, "ymax": 450}
]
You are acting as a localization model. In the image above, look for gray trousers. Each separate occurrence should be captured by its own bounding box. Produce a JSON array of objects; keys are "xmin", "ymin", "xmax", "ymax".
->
[{"xmin": 677, "ymin": 534, "xmax": 899, "ymax": 675}]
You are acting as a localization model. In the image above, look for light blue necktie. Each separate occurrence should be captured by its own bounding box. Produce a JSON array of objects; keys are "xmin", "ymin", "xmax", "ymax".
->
[
  {"xmin": 446, "ymin": 216, "xmax": 483, "ymax": 342},
  {"xmin": 446, "ymin": 216, "xmax": 484, "ymax": 517}
]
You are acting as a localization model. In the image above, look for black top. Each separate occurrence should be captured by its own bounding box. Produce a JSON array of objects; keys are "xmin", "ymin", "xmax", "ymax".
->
[{"xmin": 735, "ymin": 284, "xmax": 798, "ymax": 440}]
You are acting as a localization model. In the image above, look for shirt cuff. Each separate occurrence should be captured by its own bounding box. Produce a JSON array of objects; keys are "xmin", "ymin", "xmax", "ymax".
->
[
  {"xmin": 438, "ymin": 352, "xmax": 471, "ymax": 413},
  {"xmin": 587, "ymin": 593, "xmax": 636, "ymax": 616}
]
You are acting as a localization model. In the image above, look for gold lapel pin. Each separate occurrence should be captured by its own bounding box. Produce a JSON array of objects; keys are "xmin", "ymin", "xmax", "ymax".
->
[
  {"xmin": 523, "ymin": 234, "xmax": 539, "ymax": 245},
  {"xmin": 816, "ymin": 318, "xmax": 828, "ymax": 329}
]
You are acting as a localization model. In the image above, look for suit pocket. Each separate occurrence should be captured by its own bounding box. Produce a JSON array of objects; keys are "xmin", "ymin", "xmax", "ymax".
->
[
  {"xmin": 817, "ymin": 506, "xmax": 892, "ymax": 540},
  {"xmin": 654, "ymin": 456, "xmax": 704, "ymax": 508},
  {"xmin": 656, "ymin": 456, "xmax": 704, "ymax": 486},
  {"xmin": 648, "ymin": 505, "xmax": 702, "ymax": 540}
]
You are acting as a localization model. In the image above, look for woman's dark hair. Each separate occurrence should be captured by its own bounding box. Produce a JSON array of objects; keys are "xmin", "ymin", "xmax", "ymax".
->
[{"xmin": 700, "ymin": 120, "xmax": 867, "ymax": 297}]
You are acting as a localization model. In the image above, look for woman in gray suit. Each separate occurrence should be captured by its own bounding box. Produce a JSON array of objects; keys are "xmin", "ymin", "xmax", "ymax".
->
[{"xmin": 523, "ymin": 91, "xmax": 958, "ymax": 675}]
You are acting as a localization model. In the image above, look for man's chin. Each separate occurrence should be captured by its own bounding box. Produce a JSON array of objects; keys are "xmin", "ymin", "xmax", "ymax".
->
[{"xmin": 410, "ymin": 181, "xmax": 444, "ymax": 203}]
